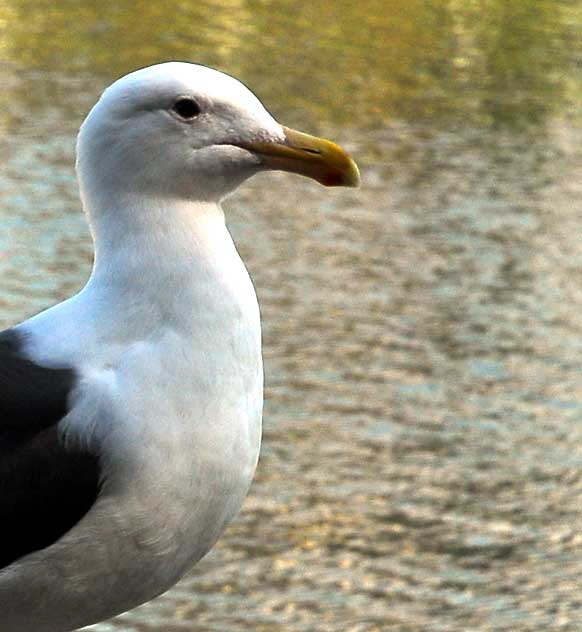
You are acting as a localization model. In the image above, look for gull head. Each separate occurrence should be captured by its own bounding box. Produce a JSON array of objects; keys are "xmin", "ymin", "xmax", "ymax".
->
[{"xmin": 77, "ymin": 62, "xmax": 360, "ymax": 208}]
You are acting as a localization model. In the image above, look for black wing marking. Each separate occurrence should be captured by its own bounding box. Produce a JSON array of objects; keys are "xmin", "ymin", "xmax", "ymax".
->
[
  {"xmin": 0, "ymin": 329, "xmax": 101, "ymax": 569},
  {"xmin": 0, "ymin": 330, "xmax": 75, "ymax": 444}
]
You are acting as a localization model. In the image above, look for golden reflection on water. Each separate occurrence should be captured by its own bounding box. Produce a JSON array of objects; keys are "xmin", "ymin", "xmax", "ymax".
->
[{"xmin": 0, "ymin": 0, "xmax": 579, "ymax": 127}]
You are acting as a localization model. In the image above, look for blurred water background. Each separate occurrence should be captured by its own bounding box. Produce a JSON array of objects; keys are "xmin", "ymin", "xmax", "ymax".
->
[{"xmin": 1, "ymin": 1, "xmax": 582, "ymax": 630}]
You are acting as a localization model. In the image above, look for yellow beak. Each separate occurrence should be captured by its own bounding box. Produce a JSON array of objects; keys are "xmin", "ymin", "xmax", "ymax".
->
[{"xmin": 241, "ymin": 126, "xmax": 360, "ymax": 188}]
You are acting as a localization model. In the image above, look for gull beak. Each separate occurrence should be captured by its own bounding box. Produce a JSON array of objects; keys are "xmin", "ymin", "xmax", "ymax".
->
[{"xmin": 241, "ymin": 126, "xmax": 360, "ymax": 188}]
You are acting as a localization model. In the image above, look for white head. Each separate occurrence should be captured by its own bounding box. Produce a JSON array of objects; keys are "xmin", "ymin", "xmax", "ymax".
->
[
  {"xmin": 77, "ymin": 62, "xmax": 359, "ymax": 211},
  {"xmin": 78, "ymin": 63, "xmax": 283, "ymax": 205}
]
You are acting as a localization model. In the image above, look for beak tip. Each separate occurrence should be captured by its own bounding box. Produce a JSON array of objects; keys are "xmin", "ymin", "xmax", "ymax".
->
[
  {"xmin": 346, "ymin": 163, "xmax": 361, "ymax": 188},
  {"xmin": 321, "ymin": 161, "xmax": 361, "ymax": 188}
]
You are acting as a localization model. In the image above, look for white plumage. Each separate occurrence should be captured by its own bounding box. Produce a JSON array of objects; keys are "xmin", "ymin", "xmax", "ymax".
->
[{"xmin": 0, "ymin": 62, "xmax": 358, "ymax": 631}]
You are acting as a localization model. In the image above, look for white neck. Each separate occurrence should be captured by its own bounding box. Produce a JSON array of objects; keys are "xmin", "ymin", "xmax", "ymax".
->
[
  {"xmin": 22, "ymin": 192, "xmax": 261, "ymax": 368},
  {"xmin": 87, "ymin": 196, "xmax": 228, "ymax": 288},
  {"xmin": 83, "ymin": 195, "xmax": 259, "ymax": 345},
  {"xmin": 17, "ymin": 192, "xmax": 258, "ymax": 367}
]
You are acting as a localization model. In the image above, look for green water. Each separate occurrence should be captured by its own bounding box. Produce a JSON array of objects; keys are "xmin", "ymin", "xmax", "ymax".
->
[
  {"xmin": 1, "ymin": 0, "xmax": 579, "ymax": 127},
  {"xmin": 1, "ymin": 1, "xmax": 581, "ymax": 631}
]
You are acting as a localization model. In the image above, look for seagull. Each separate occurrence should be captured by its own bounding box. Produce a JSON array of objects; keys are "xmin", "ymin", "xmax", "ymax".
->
[{"xmin": 0, "ymin": 62, "xmax": 359, "ymax": 632}]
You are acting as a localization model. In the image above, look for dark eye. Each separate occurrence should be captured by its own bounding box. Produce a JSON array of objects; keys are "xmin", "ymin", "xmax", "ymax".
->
[{"xmin": 172, "ymin": 98, "xmax": 201, "ymax": 119}]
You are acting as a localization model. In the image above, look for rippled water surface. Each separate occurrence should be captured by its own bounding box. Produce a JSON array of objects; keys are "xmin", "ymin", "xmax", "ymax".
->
[{"xmin": 1, "ymin": 1, "xmax": 582, "ymax": 630}]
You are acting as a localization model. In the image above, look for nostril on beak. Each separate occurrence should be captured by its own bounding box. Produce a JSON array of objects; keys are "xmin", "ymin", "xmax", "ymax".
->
[{"xmin": 301, "ymin": 147, "xmax": 322, "ymax": 155}]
